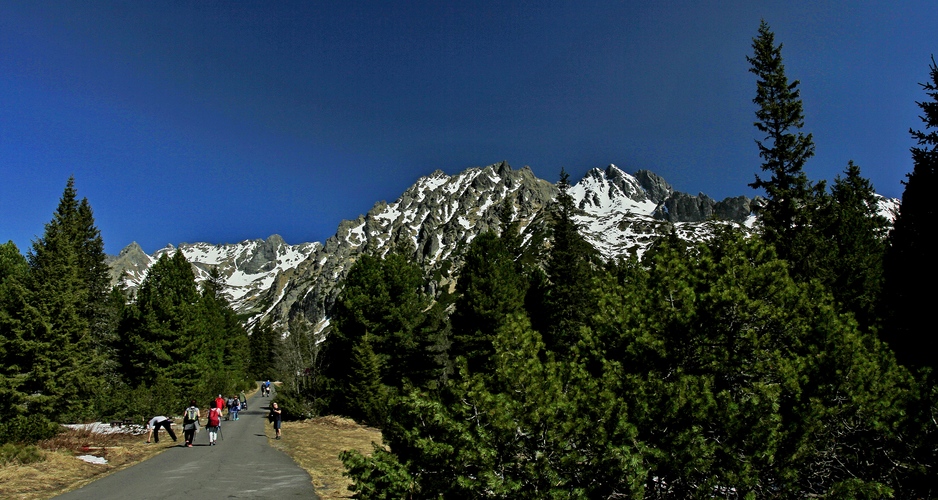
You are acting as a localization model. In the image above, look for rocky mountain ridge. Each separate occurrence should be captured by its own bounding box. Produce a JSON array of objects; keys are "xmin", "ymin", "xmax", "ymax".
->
[{"xmin": 108, "ymin": 162, "xmax": 895, "ymax": 329}]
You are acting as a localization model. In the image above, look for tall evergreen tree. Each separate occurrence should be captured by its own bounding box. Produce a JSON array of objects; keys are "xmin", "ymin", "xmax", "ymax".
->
[
  {"xmin": 20, "ymin": 178, "xmax": 112, "ymax": 421},
  {"xmin": 450, "ymin": 231, "xmax": 527, "ymax": 373},
  {"xmin": 121, "ymin": 251, "xmax": 202, "ymax": 393},
  {"xmin": 882, "ymin": 57, "xmax": 938, "ymax": 372},
  {"xmin": 540, "ymin": 169, "xmax": 600, "ymax": 353},
  {"xmin": 747, "ymin": 21, "xmax": 825, "ymax": 280},
  {"xmin": 248, "ymin": 318, "xmax": 279, "ymax": 381},
  {"xmin": 0, "ymin": 241, "xmax": 29, "ymax": 422},
  {"xmin": 323, "ymin": 251, "xmax": 435, "ymax": 420},
  {"xmin": 819, "ymin": 161, "xmax": 889, "ymax": 331}
]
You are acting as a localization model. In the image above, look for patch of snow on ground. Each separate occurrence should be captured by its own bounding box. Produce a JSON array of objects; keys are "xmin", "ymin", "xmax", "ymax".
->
[
  {"xmin": 77, "ymin": 455, "xmax": 108, "ymax": 464},
  {"xmin": 64, "ymin": 422, "xmax": 147, "ymax": 435}
]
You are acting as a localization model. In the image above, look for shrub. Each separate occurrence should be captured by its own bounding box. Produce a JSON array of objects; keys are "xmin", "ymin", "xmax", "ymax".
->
[
  {"xmin": 0, "ymin": 414, "xmax": 61, "ymax": 445},
  {"xmin": 0, "ymin": 443, "xmax": 44, "ymax": 465}
]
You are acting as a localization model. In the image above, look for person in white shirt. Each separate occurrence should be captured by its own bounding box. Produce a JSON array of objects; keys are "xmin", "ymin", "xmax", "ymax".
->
[{"xmin": 145, "ymin": 415, "xmax": 177, "ymax": 443}]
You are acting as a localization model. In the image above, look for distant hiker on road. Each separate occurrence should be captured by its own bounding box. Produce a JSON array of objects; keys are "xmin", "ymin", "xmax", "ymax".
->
[
  {"xmin": 269, "ymin": 402, "xmax": 282, "ymax": 440},
  {"xmin": 229, "ymin": 395, "xmax": 241, "ymax": 420},
  {"xmin": 239, "ymin": 390, "xmax": 247, "ymax": 410},
  {"xmin": 145, "ymin": 415, "xmax": 176, "ymax": 444},
  {"xmin": 263, "ymin": 380, "xmax": 271, "ymax": 397},
  {"xmin": 206, "ymin": 400, "xmax": 222, "ymax": 446},
  {"xmin": 182, "ymin": 400, "xmax": 200, "ymax": 447},
  {"xmin": 215, "ymin": 394, "xmax": 226, "ymax": 416}
]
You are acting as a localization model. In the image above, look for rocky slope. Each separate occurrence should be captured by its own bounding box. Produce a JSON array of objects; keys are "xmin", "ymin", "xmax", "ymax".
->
[{"xmin": 111, "ymin": 162, "xmax": 893, "ymax": 330}]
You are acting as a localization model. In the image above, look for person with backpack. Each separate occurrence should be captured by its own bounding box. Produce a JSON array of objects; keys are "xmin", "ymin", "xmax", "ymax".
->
[
  {"xmin": 239, "ymin": 390, "xmax": 247, "ymax": 410},
  {"xmin": 230, "ymin": 395, "xmax": 241, "ymax": 420},
  {"xmin": 182, "ymin": 400, "xmax": 200, "ymax": 447},
  {"xmin": 206, "ymin": 400, "xmax": 222, "ymax": 446}
]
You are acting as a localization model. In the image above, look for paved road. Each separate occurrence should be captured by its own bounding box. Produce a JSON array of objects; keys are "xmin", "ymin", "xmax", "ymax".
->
[{"xmin": 56, "ymin": 387, "xmax": 318, "ymax": 499}]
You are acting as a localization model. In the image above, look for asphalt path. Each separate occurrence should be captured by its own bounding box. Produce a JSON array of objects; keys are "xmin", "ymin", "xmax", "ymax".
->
[{"xmin": 55, "ymin": 387, "xmax": 318, "ymax": 499}]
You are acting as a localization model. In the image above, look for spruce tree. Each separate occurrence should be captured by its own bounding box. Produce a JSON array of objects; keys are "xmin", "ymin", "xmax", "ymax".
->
[
  {"xmin": 21, "ymin": 178, "xmax": 111, "ymax": 421},
  {"xmin": 450, "ymin": 231, "xmax": 527, "ymax": 373},
  {"xmin": 820, "ymin": 161, "xmax": 888, "ymax": 331},
  {"xmin": 541, "ymin": 168, "xmax": 600, "ymax": 353},
  {"xmin": 883, "ymin": 57, "xmax": 938, "ymax": 372},
  {"xmin": 0, "ymin": 241, "xmax": 29, "ymax": 422},
  {"xmin": 123, "ymin": 250, "xmax": 202, "ymax": 394},
  {"xmin": 747, "ymin": 21, "xmax": 825, "ymax": 280},
  {"xmin": 324, "ymin": 251, "xmax": 434, "ymax": 419}
]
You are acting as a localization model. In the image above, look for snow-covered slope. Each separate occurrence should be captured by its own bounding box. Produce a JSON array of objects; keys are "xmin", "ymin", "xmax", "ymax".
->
[{"xmin": 110, "ymin": 161, "xmax": 896, "ymax": 329}]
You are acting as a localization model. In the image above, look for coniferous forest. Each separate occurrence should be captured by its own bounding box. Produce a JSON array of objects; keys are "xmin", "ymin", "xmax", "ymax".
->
[
  {"xmin": 0, "ymin": 177, "xmax": 255, "ymax": 445},
  {"xmin": 2, "ymin": 21, "xmax": 938, "ymax": 498}
]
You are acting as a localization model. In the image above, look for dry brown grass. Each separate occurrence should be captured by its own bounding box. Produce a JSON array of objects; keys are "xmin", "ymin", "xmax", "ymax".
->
[
  {"xmin": 266, "ymin": 415, "xmax": 384, "ymax": 500},
  {"xmin": 0, "ymin": 426, "xmax": 174, "ymax": 500}
]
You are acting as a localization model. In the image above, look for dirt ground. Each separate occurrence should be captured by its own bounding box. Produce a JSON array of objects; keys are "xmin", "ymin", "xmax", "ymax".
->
[{"xmin": 266, "ymin": 415, "xmax": 384, "ymax": 500}]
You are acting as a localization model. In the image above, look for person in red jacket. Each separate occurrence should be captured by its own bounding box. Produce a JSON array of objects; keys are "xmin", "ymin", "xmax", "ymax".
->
[
  {"xmin": 206, "ymin": 400, "xmax": 222, "ymax": 446},
  {"xmin": 214, "ymin": 394, "xmax": 226, "ymax": 417}
]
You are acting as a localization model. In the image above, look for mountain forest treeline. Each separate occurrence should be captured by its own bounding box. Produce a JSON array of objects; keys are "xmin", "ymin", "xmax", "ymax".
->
[
  {"xmin": 273, "ymin": 23, "xmax": 933, "ymax": 498},
  {"xmin": 0, "ymin": 21, "xmax": 936, "ymax": 497},
  {"xmin": 0, "ymin": 178, "xmax": 255, "ymax": 444}
]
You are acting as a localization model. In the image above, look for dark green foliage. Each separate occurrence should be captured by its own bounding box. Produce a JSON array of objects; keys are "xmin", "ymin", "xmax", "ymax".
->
[
  {"xmin": 323, "ymin": 251, "xmax": 438, "ymax": 422},
  {"xmin": 342, "ymin": 445, "xmax": 415, "ymax": 499},
  {"xmin": 0, "ymin": 414, "xmax": 61, "ymax": 445},
  {"xmin": 748, "ymin": 21, "xmax": 829, "ymax": 282},
  {"xmin": 249, "ymin": 318, "xmax": 280, "ymax": 381},
  {"xmin": 817, "ymin": 161, "xmax": 889, "ymax": 330},
  {"xmin": 0, "ymin": 241, "xmax": 29, "ymax": 422},
  {"xmin": 113, "ymin": 252, "xmax": 253, "ymax": 409},
  {"xmin": 605, "ymin": 230, "xmax": 910, "ymax": 496},
  {"xmin": 119, "ymin": 251, "xmax": 202, "ymax": 391},
  {"xmin": 539, "ymin": 169, "xmax": 600, "ymax": 353},
  {"xmin": 17, "ymin": 178, "xmax": 112, "ymax": 422},
  {"xmin": 450, "ymin": 231, "xmax": 527, "ymax": 373},
  {"xmin": 883, "ymin": 57, "xmax": 938, "ymax": 372}
]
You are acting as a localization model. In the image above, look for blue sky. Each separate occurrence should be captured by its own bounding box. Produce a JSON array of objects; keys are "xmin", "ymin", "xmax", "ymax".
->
[{"xmin": 1, "ymin": 1, "xmax": 935, "ymax": 255}]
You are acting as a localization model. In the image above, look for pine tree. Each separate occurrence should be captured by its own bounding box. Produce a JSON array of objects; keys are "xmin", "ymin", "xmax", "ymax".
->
[
  {"xmin": 747, "ymin": 21, "xmax": 826, "ymax": 280},
  {"xmin": 0, "ymin": 241, "xmax": 29, "ymax": 422},
  {"xmin": 820, "ymin": 161, "xmax": 889, "ymax": 330},
  {"xmin": 20, "ymin": 178, "xmax": 111, "ymax": 421},
  {"xmin": 323, "ymin": 251, "xmax": 435, "ymax": 419},
  {"xmin": 450, "ymin": 231, "xmax": 527, "ymax": 373},
  {"xmin": 122, "ymin": 251, "xmax": 202, "ymax": 394},
  {"xmin": 248, "ymin": 318, "xmax": 279, "ymax": 381},
  {"xmin": 882, "ymin": 57, "xmax": 938, "ymax": 372},
  {"xmin": 540, "ymin": 169, "xmax": 600, "ymax": 353}
]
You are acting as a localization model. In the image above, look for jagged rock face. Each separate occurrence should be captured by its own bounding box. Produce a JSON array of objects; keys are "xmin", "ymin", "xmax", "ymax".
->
[
  {"xmin": 110, "ymin": 235, "xmax": 321, "ymax": 318},
  {"xmin": 110, "ymin": 162, "xmax": 764, "ymax": 328}
]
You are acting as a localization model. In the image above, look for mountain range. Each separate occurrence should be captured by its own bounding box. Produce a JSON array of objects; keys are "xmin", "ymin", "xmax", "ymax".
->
[{"xmin": 107, "ymin": 162, "xmax": 896, "ymax": 330}]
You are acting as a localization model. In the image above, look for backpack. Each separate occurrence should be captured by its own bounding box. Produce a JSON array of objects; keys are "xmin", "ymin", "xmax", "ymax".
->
[
  {"xmin": 184, "ymin": 407, "xmax": 198, "ymax": 423},
  {"xmin": 208, "ymin": 408, "xmax": 220, "ymax": 427}
]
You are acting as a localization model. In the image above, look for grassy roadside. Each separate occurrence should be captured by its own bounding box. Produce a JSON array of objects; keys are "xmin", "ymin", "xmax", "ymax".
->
[
  {"xmin": 266, "ymin": 416, "xmax": 384, "ymax": 500},
  {"xmin": 0, "ymin": 385, "xmax": 263, "ymax": 499},
  {"xmin": 0, "ymin": 426, "xmax": 173, "ymax": 500}
]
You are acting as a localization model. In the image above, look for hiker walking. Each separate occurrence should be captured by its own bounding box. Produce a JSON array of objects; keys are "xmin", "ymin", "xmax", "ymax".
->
[
  {"xmin": 269, "ymin": 402, "xmax": 282, "ymax": 440},
  {"xmin": 206, "ymin": 400, "xmax": 222, "ymax": 446},
  {"xmin": 145, "ymin": 415, "xmax": 176, "ymax": 444},
  {"xmin": 182, "ymin": 400, "xmax": 200, "ymax": 447},
  {"xmin": 239, "ymin": 390, "xmax": 247, "ymax": 410},
  {"xmin": 229, "ymin": 395, "xmax": 241, "ymax": 420},
  {"xmin": 215, "ymin": 394, "xmax": 226, "ymax": 418}
]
